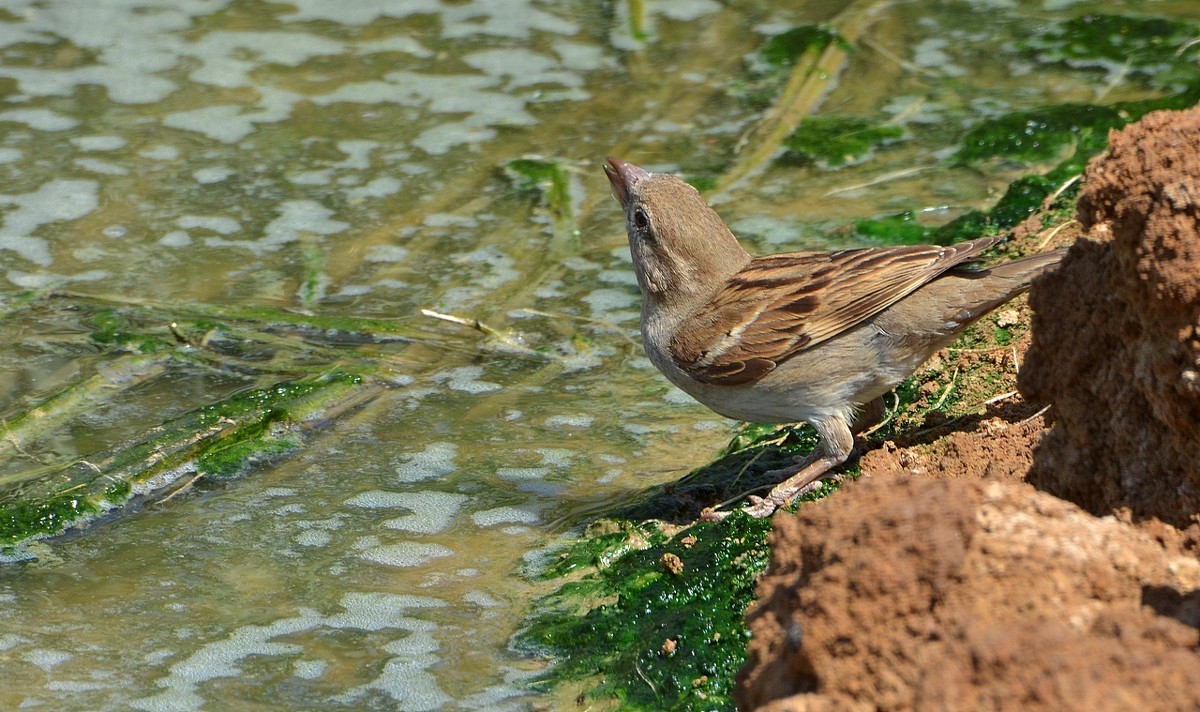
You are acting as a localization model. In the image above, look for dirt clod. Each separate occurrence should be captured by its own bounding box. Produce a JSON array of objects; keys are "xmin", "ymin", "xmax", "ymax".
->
[
  {"xmin": 1020, "ymin": 106, "xmax": 1200, "ymax": 526},
  {"xmin": 737, "ymin": 475, "xmax": 1200, "ymax": 712}
]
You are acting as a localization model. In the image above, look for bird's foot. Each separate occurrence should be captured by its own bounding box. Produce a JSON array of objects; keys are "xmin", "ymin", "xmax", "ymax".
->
[
  {"xmin": 742, "ymin": 476, "xmax": 833, "ymax": 518},
  {"xmin": 700, "ymin": 457, "xmax": 838, "ymax": 521}
]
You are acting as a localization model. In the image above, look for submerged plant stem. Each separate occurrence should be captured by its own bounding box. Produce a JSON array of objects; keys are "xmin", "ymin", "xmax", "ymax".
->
[
  {"xmin": 716, "ymin": 0, "xmax": 888, "ymax": 196},
  {"xmin": 0, "ymin": 355, "xmax": 170, "ymax": 474},
  {"xmin": 0, "ymin": 371, "xmax": 382, "ymax": 547}
]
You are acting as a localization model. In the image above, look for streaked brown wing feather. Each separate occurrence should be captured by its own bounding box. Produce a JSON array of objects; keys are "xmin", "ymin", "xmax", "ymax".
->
[{"xmin": 670, "ymin": 236, "xmax": 1003, "ymax": 386}]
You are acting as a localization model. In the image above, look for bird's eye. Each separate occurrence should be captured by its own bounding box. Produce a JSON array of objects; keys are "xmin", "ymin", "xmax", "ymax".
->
[{"xmin": 633, "ymin": 208, "xmax": 649, "ymax": 229}]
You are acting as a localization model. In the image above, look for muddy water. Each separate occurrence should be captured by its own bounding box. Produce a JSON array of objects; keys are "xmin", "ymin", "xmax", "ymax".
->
[{"xmin": 0, "ymin": 1, "xmax": 1193, "ymax": 709}]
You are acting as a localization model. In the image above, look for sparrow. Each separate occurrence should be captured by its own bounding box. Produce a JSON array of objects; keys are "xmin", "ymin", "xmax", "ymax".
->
[{"xmin": 603, "ymin": 157, "xmax": 1063, "ymax": 519}]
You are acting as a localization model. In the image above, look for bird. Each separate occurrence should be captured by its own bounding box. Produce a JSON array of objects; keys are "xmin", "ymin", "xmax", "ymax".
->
[{"xmin": 602, "ymin": 157, "xmax": 1063, "ymax": 519}]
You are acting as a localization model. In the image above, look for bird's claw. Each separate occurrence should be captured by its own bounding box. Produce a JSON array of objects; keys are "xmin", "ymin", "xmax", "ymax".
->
[
  {"xmin": 699, "ymin": 495, "xmax": 781, "ymax": 522},
  {"xmin": 742, "ymin": 495, "xmax": 781, "ymax": 518},
  {"xmin": 699, "ymin": 507, "xmax": 731, "ymax": 522}
]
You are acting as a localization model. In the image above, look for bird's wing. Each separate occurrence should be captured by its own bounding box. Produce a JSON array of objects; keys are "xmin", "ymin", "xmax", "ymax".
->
[{"xmin": 669, "ymin": 236, "xmax": 1003, "ymax": 386}]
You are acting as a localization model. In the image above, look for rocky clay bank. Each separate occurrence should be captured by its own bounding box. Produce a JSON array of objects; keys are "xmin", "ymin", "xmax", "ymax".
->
[{"xmin": 736, "ymin": 106, "xmax": 1200, "ymax": 711}]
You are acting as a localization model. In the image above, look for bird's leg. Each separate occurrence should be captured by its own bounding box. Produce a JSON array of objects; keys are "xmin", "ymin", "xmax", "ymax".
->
[
  {"xmin": 701, "ymin": 414, "xmax": 855, "ymax": 521},
  {"xmin": 764, "ymin": 400, "xmax": 881, "ymax": 482}
]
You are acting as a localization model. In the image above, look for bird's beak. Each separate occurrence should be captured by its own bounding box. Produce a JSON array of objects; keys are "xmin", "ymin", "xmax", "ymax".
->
[{"xmin": 603, "ymin": 156, "xmax": 650, "ymax": 206}]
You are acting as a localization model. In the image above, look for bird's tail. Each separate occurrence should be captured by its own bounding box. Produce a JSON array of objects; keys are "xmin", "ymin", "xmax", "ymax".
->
[
  {"xmin": 950, "ymin": 248, "xmax": 1066, "ymax": 323},
  {"xmin": 983, "ymin": 248, "xmax": 1066, "ymax": 284}
]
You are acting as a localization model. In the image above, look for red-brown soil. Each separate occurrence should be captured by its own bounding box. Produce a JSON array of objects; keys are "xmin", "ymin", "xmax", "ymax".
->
[
  {"xmin": 739, "ymin": 476, "xmax": 1200, "ymax": 712},
  {"xmin": 1020, "ymin": 105, "xmax": 1200, "ymax": 526}
]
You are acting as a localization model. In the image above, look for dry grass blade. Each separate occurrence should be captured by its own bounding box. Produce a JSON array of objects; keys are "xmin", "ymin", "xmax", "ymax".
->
[{"xmin": 1037, "ymin": 218, "xmax": 1080, "ymax": 251}]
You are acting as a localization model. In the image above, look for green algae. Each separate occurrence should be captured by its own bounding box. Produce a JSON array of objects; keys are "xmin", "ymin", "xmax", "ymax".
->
[
  {"xmin": 87, "ymin": 308, "xmax": 167, "ymax": 353},
  {"xmin": 0, "ymin": 493, "xmax": 99, "ymax": 548},
  {"xmin": 520, "ymin": 514, "xmax": 772, "ymax": 710},
  {"xmin": 0, "ymin": 370, "xmax": 376, "ymax": 548},
  {"xmin": 856, "ymin": 86, "xmax": 1197, "ymax": 246},
  {"xmin": 717, "ymin": 8, "xmax": 873, "ymax": 196},
  {"xmin": 819, "ymin": 11, "xmax": 1200, "ymax": 248},
  {"xmin": 505, "ymin": 158, "xmax": 570, "ymax": 209},
  {"xmin": 737, "ymin": 24, "xmax": 847, "ymax": 109},
  {"xmin": 854, "ymin": 211, "xmax": 933, "ymax": 245},
  {"xmin": 298, "ymin": 240, "xmax": 327, "ymax": 308},
  {"xmin": 936, "ymin": 92, "xmax": 1197, "ymax": 244},
  {"xmin": 502, "ymin": 156, "xmax": 581, "ymax": 255},
  {"xmin": 957, "ymin": 103, "xmax": 1123, "ymax": 165},
  {"xmin": 713, "ymin": 422, "xmax": 782, "ymax": 460},
  {"xmin": 685, "ymin": 175, "xmax": 719, "ymax": 192},
  {"xmin": 0, "ymin": 291, "xmax": 413, "ymax": 550},
  {"xmin": 854, "ymin": 170, "xmax": 1079, "ymax": 247},
  {"xmin": 196, "ymin": 429, "xmax": 301, "ymax": 479},
  {"xmin": 518, "ymin": 422, "xmax": 843, "ymax": 709},
  {"xmin": 966, "ymin": 87, "xmax": 1200, "ymax": 166},
  {"xmin": 102, "ymin": 479, "xmax": 131, "ymax": 504},
  {"xmin": 957, "ymin": 14, "xmax": 1200, "ymax": 169},
  {"xmin": 1026, "ymin": 14, "xmax": 1198, "ymax": 76},
  {"xmin": 759, "ymin": 25, "xmax": 845, "ymax": 68},
  {"xmin": 782, "ymin": 115, "xmax": 903, "ymax": 168},
  {"xmin": 504, "ymin": 158, "xmax": 574, "ymax": 226}
]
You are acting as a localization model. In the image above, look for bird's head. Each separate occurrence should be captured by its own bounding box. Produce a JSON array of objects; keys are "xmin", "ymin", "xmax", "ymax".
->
[{"xmin": 603, "ymin": 157, "xmax": 750, "ymax": 305}]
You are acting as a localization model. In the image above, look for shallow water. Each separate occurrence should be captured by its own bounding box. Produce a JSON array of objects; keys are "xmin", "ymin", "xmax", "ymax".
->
[{"xmin": 0, "ymin": 0, "xmax": 1195, "ymax": 709}]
